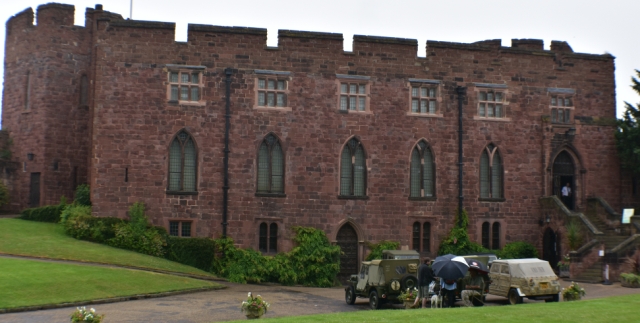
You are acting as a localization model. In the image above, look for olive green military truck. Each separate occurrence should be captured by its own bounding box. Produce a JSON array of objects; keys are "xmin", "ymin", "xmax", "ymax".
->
[{"xmin": 345, "ymin": 250, "xmax": 420, "ymax": 309}]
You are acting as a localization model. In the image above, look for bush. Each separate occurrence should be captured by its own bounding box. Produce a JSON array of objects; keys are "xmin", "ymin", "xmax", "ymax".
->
[
  {"xmin": 20, "ymin": 200, "xmax": 66, "ymax": 223},
  {"xmin": 497, "ymin": 241, "xmax": 539, "ymax": 259},
  {"xmin": 365, "ymin": 240, "xmax": 400, "ymax": 260},
  {"xmin": 62, "ymin": 205, "xmax": 123, "ymax": 243},
  {"xmin": 106, "ymin": 202, "xmax": 166, "ymax": 257},
  {"xmin": 285, "ymin": 226, "xmax": 341, "ymax": 287},
  {"xmin": 438, "ymin": 209, "xmax": 485, "ymax": 255},
  {"xmin": 74, "ymin": 184, "xmax": 91, "ymax": 206},
  {"xmin": 164, "ymin": 236, "xmax": 218, "ymax": 272},
  {"xmin": 566, "ymin": 220, "xmax": 583, "ymax": 251},
  {"xmin": 0, "ymin": 181, "xmax": 9, "ymax": 207}
]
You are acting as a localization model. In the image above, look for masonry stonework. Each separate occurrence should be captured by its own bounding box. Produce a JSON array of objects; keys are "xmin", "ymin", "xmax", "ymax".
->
[{"xmin": 3, "ymin": 4, "xmax": 625, "ymax": 271}]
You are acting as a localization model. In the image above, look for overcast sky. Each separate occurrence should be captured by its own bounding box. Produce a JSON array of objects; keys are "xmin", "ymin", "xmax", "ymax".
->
[{"xmin": 2, "ymin": 0, "xmax": 639, "ymax": 121}]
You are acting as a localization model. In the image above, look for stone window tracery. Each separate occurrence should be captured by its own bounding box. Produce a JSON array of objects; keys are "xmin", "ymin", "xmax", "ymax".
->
[
  {"xmin": 257, "ymin": 134, "xmax": 284, "ymax": 194},
  {"xmin": 166, "ymin": 65, "xmax": 205, "ymax": 105},
  {"xmin": 340, "ymin": 138, "xmax": 367, "ymax": 197},
  {"xmin": 410, "ymin": 140, "xmax": 435, "ymax": 198},
  {"xmin": 480, "ymin": 144, "xmax": 503, "ymax": 200},
  {"xmin": 168, "ymin": 130, "xmax": 197, "ymax": 193}
]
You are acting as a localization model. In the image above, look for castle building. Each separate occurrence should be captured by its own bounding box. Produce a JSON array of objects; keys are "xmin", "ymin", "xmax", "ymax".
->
[{"xmin": 4, "ymin": 3, "xmax": 636, "ymax": 281}]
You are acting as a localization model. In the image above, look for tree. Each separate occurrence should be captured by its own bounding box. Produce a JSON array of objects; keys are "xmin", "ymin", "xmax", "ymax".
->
[{"xmin": 615, "ymin": 70, "xmax": 640, "ymax": 175}]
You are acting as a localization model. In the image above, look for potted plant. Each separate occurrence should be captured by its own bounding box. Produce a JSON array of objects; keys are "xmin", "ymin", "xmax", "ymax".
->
[
  {"xmin": 557, "ymin": 254, "xmax": 570, "ymax": 278},
  {"xmin": 241, "ymin": 292, "xmax": 270, "ymax": 319},
  {"xmin": 70, "ymin": 307, "xmax": 104, "ymax": 323},
  {"xmin": 398, "ymin": 287, "xmax": 419, "ymax": 309},
  {"xmin": 562, "ymin": 282, "xmax": 586, "ymax": 301}
]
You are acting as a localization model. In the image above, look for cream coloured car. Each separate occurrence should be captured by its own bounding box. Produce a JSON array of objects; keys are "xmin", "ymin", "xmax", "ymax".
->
[{"xmin": 488, "ymin": 259, "xmax": 561, "ymax": 304}]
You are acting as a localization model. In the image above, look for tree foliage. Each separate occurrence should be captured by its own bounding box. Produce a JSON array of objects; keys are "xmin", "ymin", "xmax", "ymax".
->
[
  {"xmin": 616, "ymin": 70, "xmax": 640, "ymax": 175},
  {"xmin": 365, "ymin": 240, "xmax": 400, "ymax": 260},
  {"xmin": 438, "ymin": 209, "xmax": 484, "ymax": 256}
]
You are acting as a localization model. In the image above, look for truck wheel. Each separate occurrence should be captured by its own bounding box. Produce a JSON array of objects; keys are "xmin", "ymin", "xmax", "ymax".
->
[
  {"xmin": 508, "ymin": 288, "xmax": 522, "ymax": 305},
  {"xmin": 369, "ymin": 290, "xmax": 381, "ymax": 310},
  {"xmin": 346, "ymin": 286, "xmax": 356, "ymax": 305},
  {"xmin": 401, "ymin": 275, "xmax": 418, "ymax": 290}
]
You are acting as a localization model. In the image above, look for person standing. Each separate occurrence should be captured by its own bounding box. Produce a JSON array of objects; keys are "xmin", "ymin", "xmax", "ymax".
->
[
  {"xmin": 440, "ymin": 277, "xmax": 457, "ymax": 308},
  {"xmin": 562, "ymin": 183, "xmax": 572, "ymax": 209},
  {"xmin": 413, "ymin": 257, "xmax": 434, "ymax": 308}
]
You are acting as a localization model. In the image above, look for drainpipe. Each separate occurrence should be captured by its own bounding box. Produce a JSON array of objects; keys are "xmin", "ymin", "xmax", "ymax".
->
[
  {"xmin": 223, "ymin": 68, "xmax": 232, "ymax": 237},
  {"xmin": 456, "ymin": 86, "xmax": 467, "ymax": 227}
]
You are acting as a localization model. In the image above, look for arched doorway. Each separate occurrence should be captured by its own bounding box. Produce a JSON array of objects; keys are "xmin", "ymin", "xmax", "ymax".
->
[
  {"xmin": 542, "ymin": 227, "xmax": 559, "ymax": 268},
  {"xmin": 336, "ymin": 223, "xmax": 359, "ymax": 284},
  {"xmin": 552, "ymin": 151, "xmax": 575, "ymax": 210}
]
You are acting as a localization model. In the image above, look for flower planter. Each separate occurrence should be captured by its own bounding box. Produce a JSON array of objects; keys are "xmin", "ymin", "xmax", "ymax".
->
[
  {"xmin": 563, "ymin": 295, "xmax": 582, "ymax": 301},
  {"xmin": 403, "ymin": 299, "xmax": 418, "ymax": 309},
  {"xmin": 558, "ymin": 269, "xmax": 570, "ymax": 278},
  {"xmin": 245, "ymin": 309, "xmax": 263, "ymax": 319}
]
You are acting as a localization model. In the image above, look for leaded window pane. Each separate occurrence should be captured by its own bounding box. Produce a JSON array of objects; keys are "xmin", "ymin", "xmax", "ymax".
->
[
  {"xmin": 258, "ymin": 92, "xmax": 266, "ymax": 106},
  {"xmin": 495, "ymin": 92, "xmax": 503, "ymax": 102},
  {"xmin": 169, "ymin": 221, "xmax": 179, "ymax": 236},
  {"xmin": 487, "ymin": 104, "xmax": 494, "ymax": 117},
  {"xmin": 267, "ymin": 93, "xmax": 275, "ymax": 107},
  {"xmin": 271, "ymin": 143, "xmax": 284, "ymax": 193},
  {"xmin": 495, "ymin": 104, "xmax": 502, "ymax": 118},
  {"xmin": 429, "ymin": 101, "xmax": 436, "ymax": 114},
  {"xmin": 429, "ymin": 88, "xmax": 436, "ymax": 97},
  {"xmin": 340, "ymin": 148, "xmax": 352, "ymax": 195},
  {"xmin": 182, "ymin": 222, "xmax": 191, "ymax": 237},
  {"xmin": 412, "ymin": 99, "xmax": 419, "ymax": 113},
  {"xmin": 422, "ymin": 222, "xmax": 431, "ymax": 252},
  {"xmin": 349, "ymin": 97, "xmax": 356, "ymax": 111},
  {"xmin": 479, "ymin": 103, "xmax": 486, "ymax": 116},
  {"xmin": 169, "ymin": 140, "xmax": 182, "ymax": 191},
  {"xmin": 354, "ymin": 146, "xmax": 365, "ymax": 196},
  {"xmin": 171, "ymin": 85, "xmax": 179, "ymax": 101},
  {"xmin": 180, "ymin": 87, "xmax": 189, "ymax": 100},
  {"xmin": 268, "ymin": 80, "xmax": 275, "ymax": 89},
  {"xmin": 421, "ymin": 88, "xmax": 427, "ymax": 97},
  {"xmin": 183, "ymin": 139, "xmax": 196, "ymax": 191},
  {"xmin": 412, "ymin": 222, "xmax": 420, "ymax": 251},
  {"xmin": 565, "ymin": 109, "xmax": 570, "ymax": 123},
  {"xmin": 487, "ymin": 92, "xmax": 494, "ymax": 101},
  {"xmin": 410, "ymin": 149, "xmax": 421, "ymax": 197},
  {"xmin": 181, "ymin": 73, "xmax": 189, "ymax": 84},
  {"xmin": 277, "ymin": 93, "xmax": 285, "ymax": 107},
  {"xmin": 492, "ymin": 222, "xmax": 501, "ymax": 249},
  {"xmin": 340, "ymin": 96, "xmax": 348, "ymax": 110},
  {"xmin": 359, "ymin": 85, "xmax": 365, "ymax": 94},
  {"xmin": 423, "ymin": 148, "xmax": 434, "ymax": 197},
  {"xmin": 479, "ymin": 92, "xmax": 487, "ymax": 101},
  {"xmin": 481, "ymin": 222, "xmax": 490, "ymax": 249},
  {"xmin": 350, "ymin": 84, "xmax": 357, "ymax": 94},
  {"xmin": 420, "ymin": 100, "xmax": 427, "ymax": 113},
  {"xmin": 341, "ymin": 83, "xmax": 348, "ymax": 94},
  {"xmin": 190, "ymin": 87, "xmax": 199, "ymax": 101},
  {"xmin": 558, "ymin": 109, "xmax": 564, "ymax": 123},
  {"xmin": 565, "ymin": 98, "xmax": 572, "ymax": 106},
  {"xmin": 552, "ymin": 109, "xmax": 557, "ymax": 123},
  {"xmin": 257, "ymin": 143, "xmax": 269, "ymax": 192},
  {"xmin": 491, "ymin": 153, "xmax": 502, "ymax": 198},
  {"xmin": 191, "ymin": 73, "xmax": 198, "ymax": 84},
  {"xmin": 412, "ymin": 87, "xmax": 419, "ymax": 97},
  {"xmin": 258, "ymin": 79, "xmax": 266, "ymax": 89},
  {"xmin": 359, "ymin": 97, "xmax": 365, "ymax": 111},
  {"xmin": 259, "ymin": 223, "xmax": 268, "ymax": 252},
  {"xmin": 551, "ymin": 97, "xmax": 557, "ymax": 106},
  {"xmin": 170, "ymin": 72, "xmax": 179, "ymax": 83},
  {"xmin": 277, "ymin": 80, "xmax": 285, "ymax": 90},
  {"xmin": 269, "ymin": 223, "xmax": 278, "ymax": 252},
  {"xmin": 480, "ymin": 151, "xmax": 490, "ymax": 198}
]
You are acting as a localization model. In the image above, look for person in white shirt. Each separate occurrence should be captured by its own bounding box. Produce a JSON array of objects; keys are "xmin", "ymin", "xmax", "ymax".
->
[{"xmin": 561, "ymin": 183, "xmax": 572, "ymax": 209}]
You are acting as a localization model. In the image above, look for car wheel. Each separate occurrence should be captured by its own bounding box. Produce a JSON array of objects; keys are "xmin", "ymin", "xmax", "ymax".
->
[
  {"xmin": 545, "ymin": 293, "xmax": 560, "ymax": 303},
  {"xmin": 508, "ymin": 288, "xmax": 522, "ymax": 305},
  {"xmin": 369, "ymin": 290, "xmax": 381, "ymax": 310},
  {"xmin": 346, "ymin": 286, "xmax": 356, "ymax": 305},
  {"xmin": 401, "ymin": 275, "xmax": 418, "ymax": 290}
]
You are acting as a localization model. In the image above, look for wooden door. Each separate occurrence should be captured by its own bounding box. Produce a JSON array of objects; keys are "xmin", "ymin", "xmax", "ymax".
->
[
  {"xmin": 336, "ymin": 224, "xmax": 358, "ymax": 285},
  {"xmin": 29, "ymin": 173, "xmax": 41, "ymax": 208}
]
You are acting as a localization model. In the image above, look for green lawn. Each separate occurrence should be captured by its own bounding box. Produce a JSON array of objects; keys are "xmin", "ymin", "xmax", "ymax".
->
[
  {"xmin": 228, "ymin": 293, "xmax": 640, "ymax": 323},
  {"xmin": 0, "ymin": 257, "xmax": 222, "ymax": 309},
  {"xmin": 0, "ymin": 218, "xmax": 215, "ymax": 277}
]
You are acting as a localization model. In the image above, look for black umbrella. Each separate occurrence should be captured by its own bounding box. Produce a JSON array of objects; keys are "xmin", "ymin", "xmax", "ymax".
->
[
  {"xmin": 464, "ymin": 258, "xmax": 489, "ymax": 273},
  {"xmin": 431, "ymin": 254, "xmax": 470, "ymax": 281}
]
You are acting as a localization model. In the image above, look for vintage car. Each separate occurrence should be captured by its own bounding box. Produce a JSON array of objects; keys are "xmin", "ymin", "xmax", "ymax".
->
[
  {"xmin": 345, "ymin": 250, "xmax": 420, "ymax": 309},
  {"xmin": 488, "ymin": 259, "xmax": 561, "ymax": 304}
]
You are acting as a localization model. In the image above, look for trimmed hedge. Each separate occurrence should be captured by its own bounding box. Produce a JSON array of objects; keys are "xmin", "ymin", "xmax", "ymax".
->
[
  {"xmin": 20, "ymin": 204, "xmax": 65, "ymax": 223},
  {"xmin": 164, "ymin": 236, "xmax": 217, "ymax": 272}
]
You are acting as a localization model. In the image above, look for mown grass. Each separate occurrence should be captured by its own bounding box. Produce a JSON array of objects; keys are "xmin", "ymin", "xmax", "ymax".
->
[
  {"xmin": 227, "ymin": 293, "xmax": 640, "ymax": 323},
  {"xmin": 0, "ymin": 257, "xmax": 222, "ymax": 309},
  {"xmin": 0, "ymin": 218, "xmax": 214, "ymax": 277}
]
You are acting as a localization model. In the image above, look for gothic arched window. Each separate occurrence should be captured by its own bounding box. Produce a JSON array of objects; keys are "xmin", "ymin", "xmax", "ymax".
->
[{"xmin": 168, "ymin": 130, "xmax": 197, "ymax": 192}]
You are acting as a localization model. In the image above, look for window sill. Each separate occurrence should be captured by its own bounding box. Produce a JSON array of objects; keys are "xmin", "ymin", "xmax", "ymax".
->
[
  {"xmin": 406, "ymin": 112, "xmax": 443, "ymax": 118},
  {"xmin": 473, "ymin": 116, "xmax": 512, "ymax": 122},
  {"xmin": 478, "ymin": 197, "xmax": 506, "ymax": 202},
  {"xmin": 168, "ymin": 235, "xmax": 192, "ymax": 238},
  {"xmin": 168, "ymin": 100, "xmax": 206, "ymax": 107},
  {"xmin": 255, "ymin": 193, "xmax": 287, "ymax": 198},
  {"xmin": 337, "ymin": 109, "xmax": 373, "ymax": 115},
  {"xmin": 409, "ymin": 196, "xmax": 437, "ymax": 201},
  {"xmin": 253, "ymin": 106, "xmax": 292, "ymax": 112},
  {"xmin": 338, "ymin": 195, "xmax": 369, "ymax": 200},
  {"xmin": 166, "ymin": 191, "xmax": 198, "ymax": 195}
]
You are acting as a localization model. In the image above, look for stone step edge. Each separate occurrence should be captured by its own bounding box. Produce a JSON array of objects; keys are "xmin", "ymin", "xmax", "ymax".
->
[{"xmin": 0, "ymin": 285, "xmax": 224, "ymax": 314}]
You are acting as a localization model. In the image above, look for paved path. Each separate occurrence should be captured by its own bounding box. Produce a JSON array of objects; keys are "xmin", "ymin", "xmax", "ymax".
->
[{"xmin": 2, "ymin": 278, "xmax": 640, "ymax": 323}]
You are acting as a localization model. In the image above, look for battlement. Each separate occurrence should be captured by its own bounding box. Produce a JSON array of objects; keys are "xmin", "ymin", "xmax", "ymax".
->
[{"xmin": 37, "ymin": 3, "xmax": 74, "ymax": 27}]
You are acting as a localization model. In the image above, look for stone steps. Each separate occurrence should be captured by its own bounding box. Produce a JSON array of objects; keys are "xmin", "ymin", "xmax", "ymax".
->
[{"xmin": 572, "ymin": 261, "xmax": 603, "ymax": 283}]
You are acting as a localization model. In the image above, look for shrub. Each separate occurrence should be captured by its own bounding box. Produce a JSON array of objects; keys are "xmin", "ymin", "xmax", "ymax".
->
[
  {"xmin": 438, "ymin": 209, "xmax": 485, "ymax": 255},
  {"xmin": 285, "ymin": 226, "xmax": 341, "ymax": 287},
  {"xmin": 365, "ymin": 240, "xmax": 400, "ymax": 260},
  {"xmin": 566, "ymin": 220, "xmax": 583, "ymax": 251},
  {"xmin": 62, "ymin": 205, "xmax": 123, "ymax": 243},
  {"xmin": 0, "ymin": 181, "xmax": 9, "ymax": 207},
  {"xmin": 106, "ymin": 202, "xmax": 166, "ymax": 257},
  {"xmin": 164, "ymin": 236, "xmax": 217, "ymax": 272},
  {"xmin": 497, "ymin": 241, "xmax": 539, "ymax": 259},
  {"xmin": 74, "ymin": 184, "xmax": 91, "ymax": 206},
  {"xmin": 20, "ymin": 199, "xmax": 66, "ymax": 223}
]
